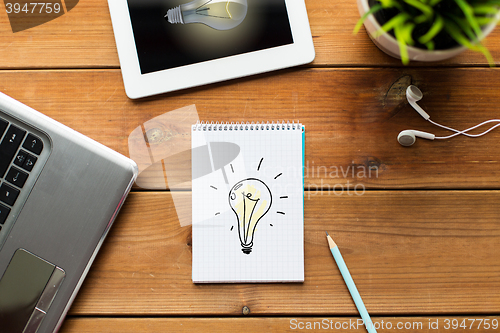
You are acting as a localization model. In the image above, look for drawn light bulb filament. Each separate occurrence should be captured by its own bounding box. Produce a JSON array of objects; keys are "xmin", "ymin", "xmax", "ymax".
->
[
  {"xmin": 229, "ymin": 179, "xmax": 272, "ymax": 254},
  {"xmin": 241, "ymin": 192, "xmax": 258, "ymax": 246}
]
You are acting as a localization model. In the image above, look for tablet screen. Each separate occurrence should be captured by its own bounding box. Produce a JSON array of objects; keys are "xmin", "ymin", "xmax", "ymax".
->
[{"xmin": 127, "ymin": 0, "xmax": 294, "ymax": 75}]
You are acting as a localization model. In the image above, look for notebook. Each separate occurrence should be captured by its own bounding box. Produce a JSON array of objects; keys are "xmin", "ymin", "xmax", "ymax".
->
[
  {"xmin": 0, "ymin": 92, "xmax": 137, "ymax": 333},
  {"xmin": 191, "ymin": 121, "xmax": 304, "ymax": 283}
]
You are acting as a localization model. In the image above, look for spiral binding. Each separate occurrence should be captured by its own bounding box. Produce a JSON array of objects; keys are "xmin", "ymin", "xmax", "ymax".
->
[{"xmin": 192, "ymin": 121, "xmax": 301, "ymax": 131}]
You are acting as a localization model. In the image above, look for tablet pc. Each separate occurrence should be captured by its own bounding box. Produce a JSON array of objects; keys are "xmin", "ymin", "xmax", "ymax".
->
[{"xmin": 108, "ymin": 0, "xmax": 315, "ymax": 99}]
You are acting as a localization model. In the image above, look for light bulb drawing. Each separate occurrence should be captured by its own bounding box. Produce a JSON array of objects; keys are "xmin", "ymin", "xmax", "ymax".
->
[
  {"xmin": 165, "ymin": 0, "xmax": 248, "ymax": 31},
  {"xmin": 209, "ymin": 158, "xmax": 289, "ymax": 255},
  {"xmin": 229, "ymin": 178, "xmax": 272, "ymax": 254}
]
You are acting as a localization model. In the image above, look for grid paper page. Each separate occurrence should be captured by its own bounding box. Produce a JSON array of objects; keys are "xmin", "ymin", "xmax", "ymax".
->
[{"xmin": 191, "ymin": 122, "xmax": 304, "ymax": 283}]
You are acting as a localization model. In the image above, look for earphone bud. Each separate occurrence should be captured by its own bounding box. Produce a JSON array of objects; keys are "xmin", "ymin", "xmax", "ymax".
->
[
  {"xmin": 397, "ymin": 130, "xmax": 435, "ymax": 146},
  {"xmin": 406, "ymin": 85, "xmax": 430, "ymax": 120},
  {"xmin": 398, "ymin": 85, "xmax": 500, "ymax": 147}
]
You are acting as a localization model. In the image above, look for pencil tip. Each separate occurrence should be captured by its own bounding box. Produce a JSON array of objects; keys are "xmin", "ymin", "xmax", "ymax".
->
[{"xmin": 325, "ymin": 231, "xmax": 329, "ymax": 236}]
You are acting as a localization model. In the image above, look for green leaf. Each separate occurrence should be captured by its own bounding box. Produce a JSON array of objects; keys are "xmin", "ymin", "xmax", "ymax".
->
[
  {"xmin": 454, "ymin": 0, "xmax": 484, "ymax": 40},
  {"xmin": 377, "ymin": 0, "xmax": 392, "ymax": 7},
  {"xmin": 353, "ymin": 4, "xmax": 383, "ymax": 34},
  {"xmin": 447, "ymin": 14, "xmax": 476, "ymax": 41},
  {"xmin": 476, "ymin": 16, "xmax": 496, "ymax": 25},
  {"xmin": 375, "ymin": 12, "xmax": 411, "ymax": 36},
  {"xmin": 414, "ymin": 13, "xmax": 431, "ymax": 24},
  {"xmin": 377, "ymin": 0, "xmax": 398, "ymax": 7},
  {"xmin": 476, "ymin": 44, "xmax": 495, "ymax": 66},
  {"xmin": 394, "ymin": 24, "xmax": 410, "ymax": 64},
  {"xmin": 472, "ymin": 4, "xmax": 500, "ymax": 15},
  {"xmin": 403, "ymin": 0, "xmax": 434, "ymax": 18},
  {"xmin": 401, "ymin": 22, "xmax": 416, "ymax": 45},
  {"xmin": 418, "ymin": 14, "xmax": 445, "ymax": 44},
  {"xmin": 428, "ymin": 0, "xmax": 444, "ymax": 6},
  {"xmin": 444, "ymin": 17, "xmax": 478, "ymax": 48},
  {"xmin": 424, "ymin": 40, "xmax": 435, "ymax": 50},
  {"xmin": 444, "ymin": 18, "xmax": 495, "ymax": 66},
  {"xmin": 377, "ymin": 0, "xmax": 404, "ymax": 11}
]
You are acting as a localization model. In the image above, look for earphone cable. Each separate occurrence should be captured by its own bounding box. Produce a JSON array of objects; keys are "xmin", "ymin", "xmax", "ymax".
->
[{"xmin": 429, "ymin": 118, "xmax": 500, "ymax": 140}]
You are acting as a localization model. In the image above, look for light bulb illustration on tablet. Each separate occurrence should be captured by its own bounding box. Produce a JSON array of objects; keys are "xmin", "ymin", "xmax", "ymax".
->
[
  {"xmin": 229, "ymin": 178, "xmax": 272, "ymax": 254},
  {"xmin": 165, "ymin": 0, "xmax": 248, "ymax": 30}
]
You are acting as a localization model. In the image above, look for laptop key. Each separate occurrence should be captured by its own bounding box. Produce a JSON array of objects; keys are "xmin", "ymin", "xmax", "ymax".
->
[
  {"xmin": 0, "ymin": 183, "xmax": 20, "ymax": 206},
  {"xmin": 14, "ymin": 150, "xmax": 28, "ymax": 167},
  {"xmin": 0, "ymin": 125, "xmax": 26, "ymax": 177},
  {"xmin": 0, "ymin": 203, "xmax": 10, "ymax": 224},
  {"xmin": 23, "ymin": 154, "xmax": 38, "ymax": 172},
  {"xmin": 15, "ymin": 150, "xmax": 38, "ymax": 172},
  {"xmin": 23, "ymin": 133, "xmax": 43, "ymax": 155},
  {"xmin": 6, "ymin": 167, "xmax": 28, "ymax": 188}
]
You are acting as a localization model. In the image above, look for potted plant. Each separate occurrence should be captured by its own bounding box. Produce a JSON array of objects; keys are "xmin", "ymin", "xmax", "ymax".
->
[{"xmin": 355, "ymin": 0, "xmax": 500, "ymax": 64}]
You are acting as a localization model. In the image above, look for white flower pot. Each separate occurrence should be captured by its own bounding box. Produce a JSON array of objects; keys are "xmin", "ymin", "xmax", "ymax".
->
[{"xmin": 357, "ymin": 0, "xmax": 499, "ymax": 62}]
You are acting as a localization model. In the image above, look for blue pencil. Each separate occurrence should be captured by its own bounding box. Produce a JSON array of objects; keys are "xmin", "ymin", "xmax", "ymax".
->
[{"xmin": 326, "ymin": 231, "xmax": 377, "ymax": 333}]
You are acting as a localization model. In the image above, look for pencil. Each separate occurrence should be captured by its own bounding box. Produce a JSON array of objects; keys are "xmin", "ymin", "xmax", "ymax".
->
[{"xmin": 326, "ymin": 231, "xmax": 377, "ymax": 333}]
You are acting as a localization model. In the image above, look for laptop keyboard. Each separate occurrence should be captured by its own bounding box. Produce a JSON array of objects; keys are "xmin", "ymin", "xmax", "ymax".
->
[{"xmin": 0, "ymin": 117, "xmax": 44, "ymax": 232}]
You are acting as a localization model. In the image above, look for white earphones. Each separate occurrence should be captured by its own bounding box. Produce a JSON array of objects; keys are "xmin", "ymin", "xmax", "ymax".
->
[
  {"xmin": 398, "ymin": 85, "xmax": 500, "ymax": 146},
  {"xmin": 405, "ymin": 85, "xmax": 430, "ymax": 120},
  {"xmin": 397, "ymin": 129, "xmax": 435, "ymax": 146}
]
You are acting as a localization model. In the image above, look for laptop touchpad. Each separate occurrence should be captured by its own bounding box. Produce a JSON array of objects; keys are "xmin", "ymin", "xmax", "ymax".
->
[{"xmin": 0, "ymin": 249, "xmax": 65, "ymax": 333}]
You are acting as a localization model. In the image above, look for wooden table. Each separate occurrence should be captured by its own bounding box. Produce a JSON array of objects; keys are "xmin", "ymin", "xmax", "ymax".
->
[{"xmin": 2, "ymin": 1, "xmax": 500, "ymax": 332}]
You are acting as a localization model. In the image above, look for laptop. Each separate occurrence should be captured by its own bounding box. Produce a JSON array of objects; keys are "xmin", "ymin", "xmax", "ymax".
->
[{"xmin": 0, "ymin": 92, "xmax": 138, "ymax": 333}]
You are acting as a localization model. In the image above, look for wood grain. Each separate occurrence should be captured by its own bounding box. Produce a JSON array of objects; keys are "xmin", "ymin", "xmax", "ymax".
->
[
  {"xmin": 2, "ymin": 0, "xmax": 500, "ymax": 328},
  {"xmin": 1, "ymin": 0, "xmax": 499, "ymax": 69},
  {"xmin": 1, "ymin": 69, "xmax": 500, "ymax": 189},
  {"xmin": 69, "ymin": 191, "xmax": 500, "ymax": 316},
  {"xmin": 59, "ymin": 317, "xmax": 500, "ymax": 333},
  {"xmin": 0, "ymin": 1, "xmax": 119, "ymax": 69}
]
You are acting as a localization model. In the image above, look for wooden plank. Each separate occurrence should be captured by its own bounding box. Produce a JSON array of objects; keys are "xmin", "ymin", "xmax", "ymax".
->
[
  {"xmin": 1, "ymin": 69, "xmax": 500, "ymax": 189},
  {"xmin": 1, "ymin": 0, "xmax": 500, "ymax": 68},
  {"xmin": 69, "ymin": 191, "xmax": 500, "ymax": 316},
  {"xmin": 60, "ymin": 316, "xmax": 500, "ymax": 333},
  {"xmin": 0, "ymin": 1, "xmax": 119, "ymax": 69}
]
